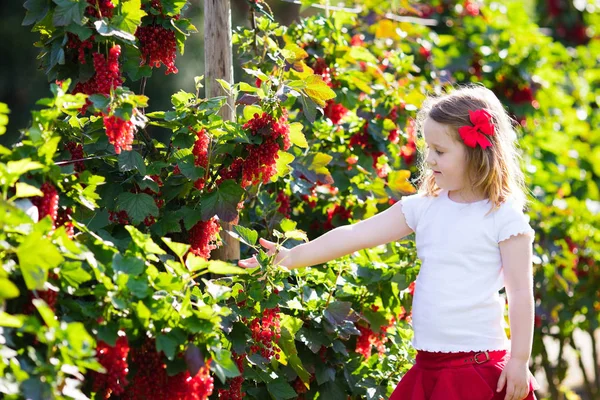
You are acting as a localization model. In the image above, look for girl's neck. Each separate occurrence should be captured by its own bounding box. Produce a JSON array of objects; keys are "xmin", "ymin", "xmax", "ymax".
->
[{"xmin": 447, "ymin": 189, "xmax": 487, "ymax": 204}]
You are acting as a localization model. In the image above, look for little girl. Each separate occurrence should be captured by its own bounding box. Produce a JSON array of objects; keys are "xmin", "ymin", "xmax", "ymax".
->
[{"xmin": 238, "ymin": 85, "xmax": 541, "ymax": 400}]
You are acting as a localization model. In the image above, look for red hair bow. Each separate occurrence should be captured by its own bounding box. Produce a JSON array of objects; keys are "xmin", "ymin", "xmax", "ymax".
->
[{"xmin": 458, "ymin": 109, "xmax": 495, "ymax": 149}]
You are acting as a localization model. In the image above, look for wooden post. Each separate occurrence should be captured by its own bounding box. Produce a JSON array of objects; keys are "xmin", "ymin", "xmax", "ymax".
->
[{"xmin": 204, "ymin": 0, "xmax": 239, "ymax": 262}]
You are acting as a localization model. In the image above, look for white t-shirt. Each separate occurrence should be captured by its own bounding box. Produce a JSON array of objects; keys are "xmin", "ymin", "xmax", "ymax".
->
[{"xmin": 400, "ymin": 188, "xmax": 535, "ymax": 353}]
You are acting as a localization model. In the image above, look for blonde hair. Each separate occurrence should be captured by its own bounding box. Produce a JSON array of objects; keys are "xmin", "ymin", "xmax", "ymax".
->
[{"xmin": 414, "ymin": 84, "xmax": 530, "ymax": 212}]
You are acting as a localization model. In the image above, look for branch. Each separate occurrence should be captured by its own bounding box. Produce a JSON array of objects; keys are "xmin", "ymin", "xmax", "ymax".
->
[
  {"xmin": 280, "ymin": 0, "xmax": 439, "ymax": 26},
  {"xmin": 55, "ymin": 154, "xmax": 113, "ymax": 166}
]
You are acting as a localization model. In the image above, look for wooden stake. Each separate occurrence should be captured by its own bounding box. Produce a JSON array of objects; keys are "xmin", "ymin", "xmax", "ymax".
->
[{"xmin": 204, "ymin": 0, "xmax": 240, "ymax": 262}]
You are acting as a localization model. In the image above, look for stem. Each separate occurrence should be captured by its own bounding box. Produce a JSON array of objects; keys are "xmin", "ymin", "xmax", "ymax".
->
[
  {"xmin": 251, "ymin": 9, "xmax": 259, "ymax": 57},
  {"xmin": 166, "ymin": 138, "xmax": 173, "ymax": 159},
  {"xmin": 54, "ymin": 154, "xmax": 112, "ymax": 165},
  {"xmin": 540, "ymin": 336, "xmax": 560, "ymax": 400},
  {"xmin": 324, "ymin": 262, "xmax": 344, "ymax": 308},
  {"xmin": 260, "ymin": 0, "xmax": 274, "ymax": 17},
  {"xmin": 588, "ymin": 322, "xmax": 600, "ymax": 394},
  {"xmin": 569, "ymin": 332, "xmax": 595, "ymax": 398},
  {"xmin": 557, "ymin": 336, "xmax": 565, "ymax": 376},
  {"xmin": 94, "ymin": 0, "xmax": 102, "ymax": 19},
  {"xmin": 140, "ymin": 127, "xmax": 158, "ymax": 156},
  {"xmin": 140, "ymin": 77, "xmax": 148, "ymax": 97},
  {"xmin": 206, "ymin": 159, "xmax": 230, "ymax": 191}
]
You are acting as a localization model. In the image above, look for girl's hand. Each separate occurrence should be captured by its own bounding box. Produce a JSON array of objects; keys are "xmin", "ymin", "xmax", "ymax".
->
[
  {"xmin": 496, "ymin": 357, "xmax": 533, "ymax": 400},
  {"xmin": 237, "ymin": 237, "xmax": 293, "ymax": 269}
]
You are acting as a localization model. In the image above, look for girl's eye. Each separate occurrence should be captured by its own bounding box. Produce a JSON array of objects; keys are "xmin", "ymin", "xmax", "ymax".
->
[{"xmin": 435, "ymin": 150, "xmax": 443, "ymax": 155}]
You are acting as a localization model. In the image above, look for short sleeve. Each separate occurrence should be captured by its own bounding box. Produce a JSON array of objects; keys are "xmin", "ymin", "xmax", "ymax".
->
[
  {"xmin": 400, "ymin": 192, "xmax": 425, "ymax": 232},
  {"xmin": 496, "ymin": 200, "xmax": 535, "ymax": 243}
]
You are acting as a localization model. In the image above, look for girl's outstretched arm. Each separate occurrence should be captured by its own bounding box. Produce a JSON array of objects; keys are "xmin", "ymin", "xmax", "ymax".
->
[
  {"xmin": 238, "ymin": 199, "xmax": 414, "ymax": 270},
  {"xmin": 497, "ymin": 232, "xmax": 536, "ymax": 400}
]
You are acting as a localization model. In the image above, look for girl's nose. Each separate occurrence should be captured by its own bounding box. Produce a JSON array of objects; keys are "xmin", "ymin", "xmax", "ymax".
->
[{"xmin": 425, "ymin": 152, "xmax": 436, "ymax": 167}]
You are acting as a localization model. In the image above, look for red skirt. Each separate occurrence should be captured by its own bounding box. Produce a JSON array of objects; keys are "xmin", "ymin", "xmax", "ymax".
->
[{"xmin": 389, "ymin": 350, "xmax": 540, "ymax": 400}]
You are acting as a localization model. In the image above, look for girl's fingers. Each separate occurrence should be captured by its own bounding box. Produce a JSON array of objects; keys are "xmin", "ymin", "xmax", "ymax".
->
[
  {"xmin": 259, "ymin": 238, "xmax": 279, "ymax": 256},
  {"xmin": 260, "ymin": 237, "xmax": 275, "ymax": 249},
  {"xmin": 238, "ymin": 255, "xmax": 257, "ymax": 268},
  {"xmin": 504, "ymin": 384, "xmax": 516, "ymax": 400},
  {"xmin": 497, "ymin": 370, "xmax": 506, "ymax": 393}
]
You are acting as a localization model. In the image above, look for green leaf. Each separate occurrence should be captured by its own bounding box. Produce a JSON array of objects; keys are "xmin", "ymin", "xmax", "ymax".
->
[
  {"xmin": 242, "ymin": 68, "xmax": 269, "ymax": 82},
  {"xmin": 23, "ymin": 0, "xmax": 50, "ymax": 26},
  {"xmin": 206, "ymin": 261, "xmax": 248, "ymax": 275},
  {"xmin": 0, "ymin": 102, "xmax": 9, "ymax": 136},
  {"xmin": 134, "ymin": 300, "xmax": 151, "ymax": 327},
  {"xmin": 243, "ymin": 105, "xmax": 262, "ymax": 121},
  {"xmin": 199, "ymin": 97, "xmax": 227, "ymax": 114},
  {"xmin": 239, "ymin": 82, "xmax": 258, "ymax": 93},
  {"xmin": 118, "ymin": 150, "xmax": 146, "ymax": 175},
  {"xmin": 284, "ymin": 229, "xmax": 308, "ymax": 242},
  {"xmin": 127, "ymin": 276, "xmax": 149, "ymax": 298},
  {"xmin": 97, "ymin": 323, "xmax": 119, "ymax": 346},
  {"xmin": 52, "ymin": 0, "xmax": 86, "ymax": 26},
  {"xmin": 211, "ymin": 349, "xmax": 241, "ymax": 384},
  {"xmin": 177, "ymin": 154, "xmax": 204, "ymax": 180},
  {"xmin": 122, "ymin": 45, "xmax": 153, "ymax": 81},
  {"xmin": 17, "ymin": 231, "xmax": 64, "ymax": 290},
  {"xmin": 162, "ymin": 237, "xmax": 190, "ymax": 259},
  {"xmin": 185, "ymin": 253, "xmax": 208, "ymax": 272},
  {"xmin": 280, "ymin": 315, "xmax": 304, "ymax": 340},
  {"xmin": 288, "ymin": 122, "xmax": 308, "ymax": 148},
  {"xmin": 89, "ymin": 94, "xmax": 110, "ymax": 110},
  {"xmin": 65, "ymin": 321, "xmax": 95, "ymax": 353},
  {"xmin": 7, "ymin": 159, "xmax": 45, "ymax": 175},
  {"xmin": 117, "ymin": 192, "xmax": 158, "ymax": 224},
  {"xmin": 4, "ymin": 159, "xmax": 44, "ymax": 187},
  {"xmin": 194, "ymin": 76, "xmax": 204, "ymax": 92},
  {"xmin": 137, "ymin": 175, "xmax": 160, "ymax": 192},
  {"xmin": 125, "ymin": 225, "xmax": 166, "ymax": 254},
  {"xmin": 39, "ymin": 136, "xmax": 62, "ymax": 164},
  {"xmin": 281, "ymin": 43, "xmax": 308, "ymax": 62},
  {"xmin": 0, "ymin": 279, "xmax": 20, "ymax": 299},
  {"xmin": 112, "ymin": 0, "xmax": 147, "ymax": 34},
  {"xmin": 178, "ymin": 206, "xmax": 204, "ymax": 230},
  {"xmin": 267, "ymin": 378, "xmax": 297, "ymax": 400},
  {"xmin": 161, "ymin": 0, "xmax": 187, "ymax": 15},
  {"xmin": 201, "ymin": 180, "xmax": 244, "ymax": 223},
  {"xmin": 156, "ymin": 329, "xmax": 185, "ymax": 361},
  {"xmin": 60, "ymin": 261, "xmax": 92, "ymax": 288},
  {"xmin": 321, "ymin": 380, "xmax": 346, "ymax": 398},
  {"xmin": 14, "ymin": 182, "xmax": 43, "ymax": 199},
  {"xmin": 48, "ymin": 40, "xmax": 66, "ymax": 71},
  {"xmin": 203, "ymin": 279, "xmax": 231, "ymax": 300},
  {"xmin": 229, "ymin": 225, "xmax": 258, "ymax": 247},
  {"xmin": 66, "ymin": 21, "xmax": 94, "ymax": 40},
  {"xmin": 304, "ymin": 75, "xmax": 335, "ymax": 107},
  {"xmin": 324, "ymin": 301, "xmax": 353, "ymax": 326},
  {"xmin": 22, "ymin": 378, "xmax": 52, "ymax": 400},
  {"xmin": 273, "ymin": 151, "xmax": 294, "ymax": 180},
  {"xmin": 288, "ymin": 354, "xmax": 311, "ymax": 385},
  {"xmin": 171, "ymin": 90, "xmax": 195, "ymax": 108},
  {"xmin": 112, "ymin": 253, "xmax": 145, "ymax": 276},
  {"xmin": 348, "ymin": 46, "xmax": 378, "ymax": 63},
  {"xmin": 93, "ymin": 20, "xmax": 137, "ymax": 41},
  {"xmin": 0, "ymin": 312, "xmax": 23, "ymax": 328},
  {"xmin": 33, "ymin": 298, "xmax": 58, "ymax": 328},
  {"xmin": 279, "ymin": 314, "xmax": 305, "ymax": 375},
  {"xmin": 279, "ymin": 219, "xmax": 296, "ymax": 232},
  {"xmin": 216, "ymin": 79, "xmax": 232, "ymax": 93},
  {"xmin": 151, "ymin": 211, "xmax": 182, "ymax": 236},
  {"xmin": 156, "ymin": 334, "xmax": 177, "ymax": 361},
  {"xmin": 300, "ymin": 94, "xmax": 318, "ymax": 124},
  {"xmin": 315, "ymin": 362, "xmax": 336, "ymax": 384}
]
